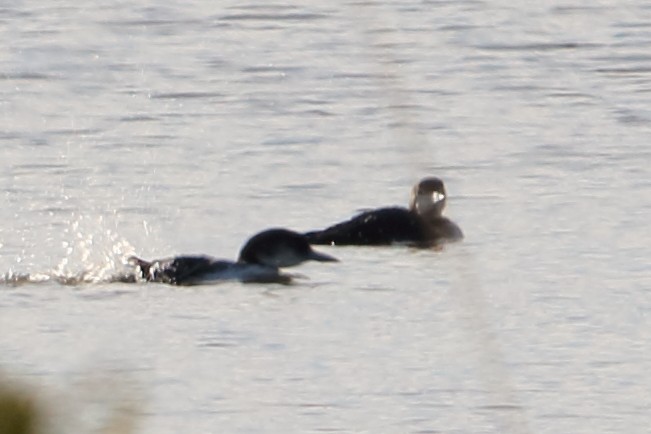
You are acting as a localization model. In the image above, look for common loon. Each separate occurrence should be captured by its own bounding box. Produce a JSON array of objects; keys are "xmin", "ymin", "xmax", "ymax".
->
[
  {"xmin": 128, "ymin": 228, "xmax": 338, "ymax": 285},
  {"xmin": 304, "ymin": 177, "xmax": 463, "ymax": 246}
]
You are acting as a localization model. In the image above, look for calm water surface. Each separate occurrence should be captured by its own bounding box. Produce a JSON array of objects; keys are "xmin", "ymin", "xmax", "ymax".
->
[{"xmin": 1, "ymin": 1, "xmax": 650, "ymax": 433}]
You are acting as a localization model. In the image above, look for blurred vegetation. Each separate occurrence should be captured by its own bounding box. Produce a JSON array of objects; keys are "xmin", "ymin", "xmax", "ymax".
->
[
  {"xmin": 0, "ymin": 380, "xmax": 41, "ymax": 434},
  {"xmin": 0, "ymin": 372, "xmax": 140, "ymax": 434}
]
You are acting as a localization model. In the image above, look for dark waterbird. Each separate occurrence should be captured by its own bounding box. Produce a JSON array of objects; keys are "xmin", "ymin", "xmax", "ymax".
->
[
  {"xmin": 128, "ymin": 228, "xmax": 338, "ymax": 285},
  {"xmin": 304, "ymin": 177, "xmax": 463, "ymax": 247}
]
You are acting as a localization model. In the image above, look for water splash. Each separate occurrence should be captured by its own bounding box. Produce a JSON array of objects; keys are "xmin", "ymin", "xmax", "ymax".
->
[
  {"xmin": 54, "ymin": 213, "xmax": 138, "ymax": 284},
  {"xmin": 2, "ymin": 213, "xmax": 144, "ymax": 287}
]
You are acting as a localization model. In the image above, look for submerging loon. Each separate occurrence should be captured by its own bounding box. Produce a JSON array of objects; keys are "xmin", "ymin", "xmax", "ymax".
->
[
  {"xmin": 304, "ymin": 177, "xmax": 463, "ymax": 246},
  {"xmin": 128, "ymin": 228, "xmax": 338, "ymax": 285}
]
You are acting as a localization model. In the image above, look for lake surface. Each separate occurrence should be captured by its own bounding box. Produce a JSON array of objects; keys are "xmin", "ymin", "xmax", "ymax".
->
[{"xmin": 1, "ymin": 1, "xmax": 650, "ymax": 433}]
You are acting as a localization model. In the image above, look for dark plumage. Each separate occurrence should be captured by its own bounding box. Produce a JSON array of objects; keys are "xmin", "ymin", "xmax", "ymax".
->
[
  {"xmin": 128, "ymin": 228, "xmax": 337, "ymax": 285},
  {"xmin": 304, "ymin": 177, "xmax": 463, "ymax": 247}
]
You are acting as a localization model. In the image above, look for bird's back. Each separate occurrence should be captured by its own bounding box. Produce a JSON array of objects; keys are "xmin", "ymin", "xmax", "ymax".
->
[{"xmin": 304, "ymin": 207, "xmax": 426, "ymax": 246}]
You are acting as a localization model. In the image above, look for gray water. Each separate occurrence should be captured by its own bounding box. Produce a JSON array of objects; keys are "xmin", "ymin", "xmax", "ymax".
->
[{"xmin": 1, "ymin": 1, "xmax": 650, "ymax": 433}]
